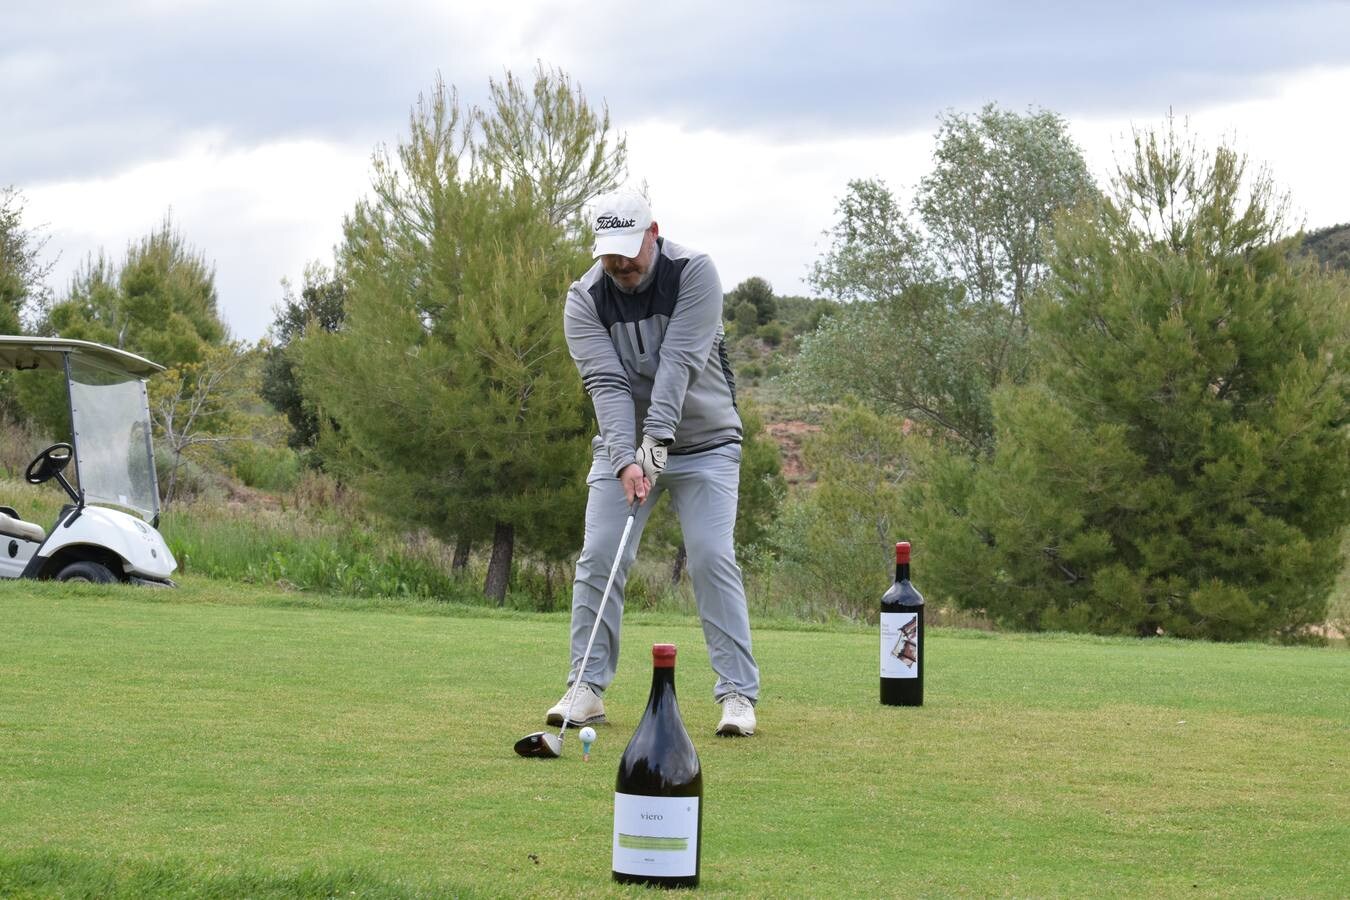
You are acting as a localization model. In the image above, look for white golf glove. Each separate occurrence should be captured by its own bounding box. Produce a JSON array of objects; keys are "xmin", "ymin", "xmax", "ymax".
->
[{"xmin": 634, "ymin": 434, "xmax": 669, "ymax": 483}]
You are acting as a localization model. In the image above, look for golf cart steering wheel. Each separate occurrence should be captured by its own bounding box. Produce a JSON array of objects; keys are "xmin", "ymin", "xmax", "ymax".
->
[{"xmin": 26, "ymin": 443, "xmax": 74, "ymax": 485}]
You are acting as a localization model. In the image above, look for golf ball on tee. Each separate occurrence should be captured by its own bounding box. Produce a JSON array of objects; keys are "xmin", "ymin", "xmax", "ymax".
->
[{"xmin": 579, "ymin": 726, "xmax": 597, "ymax": 744}]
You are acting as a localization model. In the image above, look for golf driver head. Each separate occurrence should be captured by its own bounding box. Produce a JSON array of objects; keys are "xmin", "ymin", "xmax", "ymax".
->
[{"xmin": 514, "ymin": 731, "xmax": 563, "ymax": 758}]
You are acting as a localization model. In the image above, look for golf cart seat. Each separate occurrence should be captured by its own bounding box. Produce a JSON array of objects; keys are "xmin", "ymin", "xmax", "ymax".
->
[{"xmin": 0, "ymin": 511, "xmax": 45, "ymax": 544}]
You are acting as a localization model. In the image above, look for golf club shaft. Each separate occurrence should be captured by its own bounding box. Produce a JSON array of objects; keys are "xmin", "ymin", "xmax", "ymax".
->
[{"xmin": 558, "ymin": 498, "xmax": 641, "ymax": 738}]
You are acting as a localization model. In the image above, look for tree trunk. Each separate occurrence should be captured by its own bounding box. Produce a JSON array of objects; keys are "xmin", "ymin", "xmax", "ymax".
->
[
  {"xmin": 165, "ymin": 451, "xmax": 183, "ymax": 505},
  {"xmin": 671, "ymin": 542, "xmax": 687, "ymax": 585},
  {"xmin": 484, "ymin": 521, "xmax": 514, "ymax": 606},
  {"xmin": 452, "ymin": 536, "xmax": 472, "ymax": 575}
]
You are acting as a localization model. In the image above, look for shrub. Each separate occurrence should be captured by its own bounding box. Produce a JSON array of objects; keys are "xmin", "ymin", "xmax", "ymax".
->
[
  {"xmin": 222, "ymin": 442, "xmax": 302, "ymax": 493},
  {"xmin": 756, "ymin": 321, "xmax": 785, "ymax": 347}
]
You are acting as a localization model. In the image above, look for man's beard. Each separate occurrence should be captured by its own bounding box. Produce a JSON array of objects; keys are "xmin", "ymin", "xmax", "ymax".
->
[{"xmin": 607, "ymin": 257, "xmax": 647, "ymax": 285}]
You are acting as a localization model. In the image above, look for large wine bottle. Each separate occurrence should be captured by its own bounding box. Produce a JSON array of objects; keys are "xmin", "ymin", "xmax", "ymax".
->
[
  {"xmin": 880, "ymin": 541, "xmax": 924, "ymax": 706},
  {"xmin": 612, "ymin": 643, "xmax": 703, "ymax": 887}
]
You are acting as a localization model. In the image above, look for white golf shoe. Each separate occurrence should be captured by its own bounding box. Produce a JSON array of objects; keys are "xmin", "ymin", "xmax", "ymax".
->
[
  {"xmin": 716, "ymin": 692, "xmax": 756, "ymax": 736},
  {"xmin": 546, "ymin": 682, "xmax": 606, "ymax": 727}
]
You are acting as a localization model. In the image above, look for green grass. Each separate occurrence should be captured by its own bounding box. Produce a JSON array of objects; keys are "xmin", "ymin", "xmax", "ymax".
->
[
  {"xmin": 160, "ymin": 503, "xmax": 477, "ymax": 605},
  {"xmin": 1, "ymin": 579, "xmax": 1347, "ymax": 898}
]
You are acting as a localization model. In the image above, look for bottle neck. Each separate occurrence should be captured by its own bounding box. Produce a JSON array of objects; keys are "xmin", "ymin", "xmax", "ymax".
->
[
  {"xmin": 895, "ymin": 562, "xmax": 910, "ymax": 583},
  {"xmin": 647, "ymin": 664, "xmax": 677, "ymax": 710}
]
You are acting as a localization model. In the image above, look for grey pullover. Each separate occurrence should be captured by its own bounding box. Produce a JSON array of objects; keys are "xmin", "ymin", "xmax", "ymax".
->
[{"xmin": 564, "ymin": 237, "xmax": 742, "ymax": 475}]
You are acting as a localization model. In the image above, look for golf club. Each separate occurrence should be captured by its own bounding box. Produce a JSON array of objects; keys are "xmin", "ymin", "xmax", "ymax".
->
[{"xmin": 515, "ymin": 497, "xmax": 642, "ymax": 759}]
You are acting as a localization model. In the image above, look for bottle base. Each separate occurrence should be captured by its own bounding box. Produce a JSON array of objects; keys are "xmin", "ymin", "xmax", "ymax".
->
[
  {"xmin": 613, "ymin": 872, "xmax": 699, "ymax": 889},
  {"xmin": 880, "ymin": 680, "xmax": 923, "ymax": 707}
]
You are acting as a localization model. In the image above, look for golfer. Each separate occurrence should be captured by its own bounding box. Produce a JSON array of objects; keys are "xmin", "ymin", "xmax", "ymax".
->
[{"xmin": 548, "ymin": 187, "xmax": 759, "ymax": 736}]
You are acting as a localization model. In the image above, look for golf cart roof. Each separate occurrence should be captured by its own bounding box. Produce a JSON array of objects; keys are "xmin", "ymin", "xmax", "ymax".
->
[{"xmin": 0, "ymin": 335, "xmax": 164, "ymax": 377}]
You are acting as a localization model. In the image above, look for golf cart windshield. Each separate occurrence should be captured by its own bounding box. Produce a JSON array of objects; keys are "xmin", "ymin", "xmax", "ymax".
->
[{"xmin": 69, "ymin": 355, "xmax": 160, "ymax": 521}]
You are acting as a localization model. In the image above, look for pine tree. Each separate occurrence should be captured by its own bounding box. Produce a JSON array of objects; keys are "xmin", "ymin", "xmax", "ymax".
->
[
  {"xmin": 925, "ymin": 122, "xmax": 1350, "ymax": 640},
  {"xmin": 20, "ymin": 218, "xmax": 228, "ymax": 436},
  {"xmin": 295, "ymin": 79, "xmax": 598, "ymax": 603},
  {"xmin": 41, "ymin": 217, "xmax": 225, "ymax": 359}
]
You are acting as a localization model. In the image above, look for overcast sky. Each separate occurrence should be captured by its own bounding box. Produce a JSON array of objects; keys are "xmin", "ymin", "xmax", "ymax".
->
[{"xmin": 7, "ymin": 0, "xmax": 1350, "ymax": 340}]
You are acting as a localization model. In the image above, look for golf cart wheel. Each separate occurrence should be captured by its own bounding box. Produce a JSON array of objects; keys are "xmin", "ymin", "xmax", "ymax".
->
[{"xmin": 55, "ymin": 561, "xmax": 118, "ymax": 583}]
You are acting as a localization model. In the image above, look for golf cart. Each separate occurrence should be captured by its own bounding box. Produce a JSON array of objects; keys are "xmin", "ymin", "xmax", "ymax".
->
[{"xmin": 1, "ymin": 336, "xmax": 177, "ymax": 586}]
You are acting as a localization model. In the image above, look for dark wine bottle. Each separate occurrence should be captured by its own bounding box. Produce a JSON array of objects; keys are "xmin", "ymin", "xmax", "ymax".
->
[
  {"xmin": 880, "ymin": 541, "xmax": 924, "ymax": 706},
  {"xmin": 612, "ymin": 643, "xmax": 703, "ymax": 888}
]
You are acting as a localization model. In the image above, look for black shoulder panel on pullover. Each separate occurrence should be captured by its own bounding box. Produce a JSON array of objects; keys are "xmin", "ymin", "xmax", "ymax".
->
[{"xmin": 587, "ymin": 252, "xmax": 689, "ymax": 329}]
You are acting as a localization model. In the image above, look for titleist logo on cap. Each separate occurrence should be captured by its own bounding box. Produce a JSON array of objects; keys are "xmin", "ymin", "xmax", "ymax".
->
[{"xmin": 595, "ymin": 215, "xmax": 638, "ymax": 230}]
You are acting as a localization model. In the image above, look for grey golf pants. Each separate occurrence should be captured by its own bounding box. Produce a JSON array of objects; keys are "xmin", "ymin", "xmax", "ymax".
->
[{"xmin": 568, "ymin": 443, "xmax": 760, "ymax": 703}]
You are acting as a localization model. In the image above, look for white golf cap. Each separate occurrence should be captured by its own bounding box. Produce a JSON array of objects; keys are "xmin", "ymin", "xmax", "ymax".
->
[{"xmin": 590, "ymin": 189, "xmax": 653, "ymax": 259}]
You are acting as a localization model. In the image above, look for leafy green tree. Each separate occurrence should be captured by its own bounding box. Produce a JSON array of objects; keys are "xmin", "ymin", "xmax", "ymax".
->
[
  {"xmin": 0, "ymin": 186, "xmax": 53, "ymax": 334},
  {"xmin": 789, "ymin": 269, "xmax": 991, "ymax": 452},
  {"xmin": 260, "ymin": 264, "xmax": 346, "ymax": 455},
  {"xmin": 732, "ymin": 300, "xmax": 759, "ymax": 338},
  {"xmin": 917, "ymin": 104, "xmax": 1095, "ymax": 391},
  {"xmin": 810, "ymin": 178, "xmax": 935, "ymax": 304},
  {"xmin": 659, "ymin": 397, "xmax": 784, "ymax": 586},
  {"xmin": 735, "ymin": 397, "xmax": 786, "ymax": 551},
  {"xmin": 756, "ymin": 321, "xmax": 785, "ymax": 347},
  {"xmin": 0, "ymin": 187, "xmax": 55, "ymax": 418},
  {"xmin": 726, "ymin": 276, "xmax": 777, "ymax": 326},
  {"xmin": 791, "ymin": 178, "xmax": 996, "ymax": 453},
  {"xmin": 918, "ymin": 104, "xmax": 1095, "ymax": 310},
  {"xmin": 765, "ymin": 401, "xmax": 916, "ymax": 618},
  {"xmin": 296, "ymin": 77, "xmax": 600, "ymax": 603},
  {"xmin": 152, "ymin": 341, "xmax": 268, "ymax": 503},
  {"xmin": 1300, "ymin": 222, "xmax": 1350, "ymax": 272},
  {"xmin": 919, "ymin": 123, "xmax": 1350, "ymax": 641},
  {"xmin": 773, "ymin": 294, "xmax": 837, "ymax": 337},
  {"xmin": 794, "ymin": 109, "xmax": 1095, "ymax": 455}
]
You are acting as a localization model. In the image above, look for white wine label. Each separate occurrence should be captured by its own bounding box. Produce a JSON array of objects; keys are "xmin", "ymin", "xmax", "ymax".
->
[
  {"xmin": 880, "ymin": 612, "xmax": 919, "ymax": 678},
  {"xmin": 612, "ymin": 792, "xmax": 699, "ymax": 878}
]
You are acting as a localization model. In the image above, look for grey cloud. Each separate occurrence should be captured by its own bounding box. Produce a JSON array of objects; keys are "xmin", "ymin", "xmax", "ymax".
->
[
  {"xmin": 551, "ymin": 0, "xmax": 1350, "ymax": 136},
  {"xmin": 2, "ymin": 1, "xmax": 503, "ymax": 184},
  {"xmin": 4, "ymin": 0, "xmax": 1348, "ymax": 186}
]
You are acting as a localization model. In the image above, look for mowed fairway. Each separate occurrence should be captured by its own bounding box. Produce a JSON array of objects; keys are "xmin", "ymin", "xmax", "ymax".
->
[{"xmin": 1, "ymin": 580, "xmax": 1347, "ymax": 898}]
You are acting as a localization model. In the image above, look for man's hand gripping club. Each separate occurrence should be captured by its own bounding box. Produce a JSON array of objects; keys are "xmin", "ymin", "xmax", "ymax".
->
[{"xmin": 621, "ymin": 434, "xmax": 668, "ymax": 506}]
